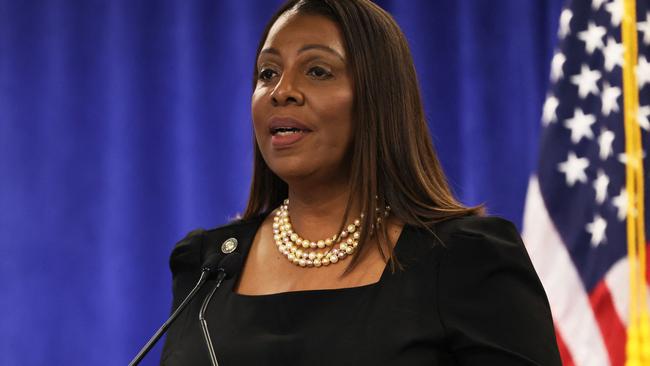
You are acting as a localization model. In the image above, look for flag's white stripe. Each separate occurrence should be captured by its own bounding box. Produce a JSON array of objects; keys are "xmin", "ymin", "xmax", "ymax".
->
[
  {"xmin": 522, "ymin": 176, "xmax": 609, "ymax": 366},
  {"xmin": 605, "ymin": 258, "xmax": 630, "ymax": 325},
  {"xmin": 604, "ymin": 257, "xmax": 650, "ymax": 326}
]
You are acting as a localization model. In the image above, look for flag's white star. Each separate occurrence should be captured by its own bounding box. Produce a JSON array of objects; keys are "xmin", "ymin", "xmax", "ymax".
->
[
  {"xmin": 559, "ymin": 9, "xmax": 573, "ymax": 39},
  {"xmin": 578, "ymin": 22, "xmax": 606, "ymax": 54},
  {"xmin": 639, "ymin": 12, "xmax": 650, "ymax": 45},
  {"xmin": 618, "ymin": 151, "xmax": 645, "ymax": 169},
  {"xmin": 592, "ymin": 0, "xmax": 607, "ymax": 10},
  {"xmin": 602, "ymin": 37, "xmax": 623, "ymax": 72},
  {"xmin": 601, "ymin": 82, "xmax": 621, "ymax": 116},
  {"xmin": 558, "ymin": 152, "xmax": 590, "ymax": 187},
  {"xmin": 543, "ymin": 95, "xmax": 559, "ymax": 126},
  {"xmin": 551, "ymin": 52, "xmax": 566, "ymax": 82},
  {"xmin": 605, "ymin": 0, "xmax": 623, "ymax": 27},
  {"xmin": 586, "ymin": 214, "xmax": 607, "ymax": 247},
  {"xmin": 637, "ymin": 56, "xmax": 650, "ymax": 89},
  {"xmin": 564, "ymin": 108, "xmax": 596, "ymax": 143},
  {"xmin": 612, "ymin": 188, "xmax": 628, "ymax": 221},
  {"xmin": 598, "ymin": 128, "xmax": 615, "ymax": 160},
  {"xmin": 638, "ymin": 105, "xmax": 650, "ymax": 131},
  {"xmin": 593, "ymin": 169, "xmax": 610, "ymax": 204},
  {"xmin": 571, "ymin": 64, "xmax": 601, "ymax": 99}
]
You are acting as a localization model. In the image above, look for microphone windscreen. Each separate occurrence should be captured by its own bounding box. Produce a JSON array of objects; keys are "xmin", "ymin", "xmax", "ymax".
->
[
  {"xmin": 218, "ymin": 253, "xmax": 244, "ymax": 279},
  {"xmin": 201, "ymin": 253, "xmax": 222, "ymax": 273}
]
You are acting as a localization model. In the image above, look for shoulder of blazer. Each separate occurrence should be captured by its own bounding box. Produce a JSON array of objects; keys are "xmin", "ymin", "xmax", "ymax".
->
[{"xmin": 169, "ymin": 213, "xmax": 268, "ymax": 274}]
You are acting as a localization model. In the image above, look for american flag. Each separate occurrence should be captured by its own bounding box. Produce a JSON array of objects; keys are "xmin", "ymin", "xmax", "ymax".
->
[{"xmin": 521, "ymin": 0, "xmax": 650, "ymax": 365}]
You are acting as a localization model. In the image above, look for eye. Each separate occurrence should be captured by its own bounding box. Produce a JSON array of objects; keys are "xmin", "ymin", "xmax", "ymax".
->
[
  {"xmin": 258, "ymin": 68, "xmax": 277, "ymax": 81},
  {"xmin": 307, "ymin": 66, "xmax": 333, "ymax": 79}
]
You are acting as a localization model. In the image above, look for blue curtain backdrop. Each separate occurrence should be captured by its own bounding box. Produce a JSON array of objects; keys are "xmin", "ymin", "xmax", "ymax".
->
[{"xmin": 0, "ymin": 1, "xmax": 563, "ymax": 364}]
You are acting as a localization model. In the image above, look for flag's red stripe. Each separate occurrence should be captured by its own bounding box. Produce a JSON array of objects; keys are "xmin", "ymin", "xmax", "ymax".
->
[
  {"xmin": 555, "ymin": 327, "xmax": 576, "ymax": 366},
  {"xmin": 589, "ymin": 280, "xmax": 626, "ymax": 366}
]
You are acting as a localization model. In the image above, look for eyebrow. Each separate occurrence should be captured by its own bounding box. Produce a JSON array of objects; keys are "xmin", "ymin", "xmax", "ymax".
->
[{"xmin": 259, "ymin": 44, "xmax": 345, "ymax": 62}]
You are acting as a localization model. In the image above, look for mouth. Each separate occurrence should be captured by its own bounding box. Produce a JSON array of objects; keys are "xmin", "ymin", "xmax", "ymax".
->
[
  {"xmin": 270, "ymin": 126, "xmax": 310, "ymax": 136},
  {"xmin": 268, "ymin": 118, "xmax": 313, "ymax": 148}
]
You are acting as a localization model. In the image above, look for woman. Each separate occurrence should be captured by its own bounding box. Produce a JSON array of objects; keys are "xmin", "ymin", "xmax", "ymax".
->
[{"xmin": 161, "ymin": 0, "xmax": 562, "ymax": 365}]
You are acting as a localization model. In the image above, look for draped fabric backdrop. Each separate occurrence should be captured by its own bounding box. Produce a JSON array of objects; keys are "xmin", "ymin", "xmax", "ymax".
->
[{"xmin": 0, "ymin": 1, "xmax": 563, "ymax": 365}]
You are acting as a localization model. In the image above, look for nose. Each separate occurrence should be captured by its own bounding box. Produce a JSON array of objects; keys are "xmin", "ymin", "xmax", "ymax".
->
[{"xmin": 270, "ymin": 72, "xmax": 304, "ymax": 107}]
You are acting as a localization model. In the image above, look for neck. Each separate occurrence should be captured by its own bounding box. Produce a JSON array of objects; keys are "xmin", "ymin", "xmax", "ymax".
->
[{"xmin": 285, "ymin": 180, "xmax": 360, "ymax": 241}]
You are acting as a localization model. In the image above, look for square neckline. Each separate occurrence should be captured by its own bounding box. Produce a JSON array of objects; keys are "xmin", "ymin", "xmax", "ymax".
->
[{"xmin": 229, "ymin": 215, "xmax": 409, "ymax": 299}]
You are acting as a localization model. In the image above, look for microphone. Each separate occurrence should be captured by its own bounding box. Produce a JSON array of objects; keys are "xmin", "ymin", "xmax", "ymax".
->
[
  {"xmin": 128, "ymin": 253, "xmax": 225, "ymax": 366},
  {"xmin": 199, "ymin": 253, "xmax": 244, "ymax": 366}
]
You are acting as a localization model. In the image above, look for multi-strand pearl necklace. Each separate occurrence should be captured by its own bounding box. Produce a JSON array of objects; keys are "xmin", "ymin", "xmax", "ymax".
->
[
  {"xmin": 273, "ymin": 199, "xmax": 391, "ymax": 268},
  {"xmin": 273, "ymin": 199, "xmax": 362, "ymax": 268}
]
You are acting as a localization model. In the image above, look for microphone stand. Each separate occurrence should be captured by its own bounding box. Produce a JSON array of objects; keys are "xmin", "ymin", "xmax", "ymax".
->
[
  {"xmin": 128, "ymin": 271, "xmax": 210, "ymax": 366},
  {"xmin": 198, "ymin": 269, "xmax": 229, "ymax": 366}
]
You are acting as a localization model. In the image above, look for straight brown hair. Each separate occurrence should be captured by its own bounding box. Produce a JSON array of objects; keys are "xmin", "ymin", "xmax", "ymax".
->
[{"xmin": 243, "ymin": 0, "xmax": 483, "ymax": 272}]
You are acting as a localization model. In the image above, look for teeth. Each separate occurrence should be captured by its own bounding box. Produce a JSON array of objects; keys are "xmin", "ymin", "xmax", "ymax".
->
[
  {"xmin": 276, "ymin": 130, "xmax": 301, "ymax": 136},
  {"xmin": 272, "ymin": 127, "xmax": 303, "ymax": 135}
]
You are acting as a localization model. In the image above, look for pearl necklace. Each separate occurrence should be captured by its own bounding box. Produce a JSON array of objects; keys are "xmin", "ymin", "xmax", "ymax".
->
[{"xmin": 273, "ymin": 199, "xmax": 362, "ymax": 268}]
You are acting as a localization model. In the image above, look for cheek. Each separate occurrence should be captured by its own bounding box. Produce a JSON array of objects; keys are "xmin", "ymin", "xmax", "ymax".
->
[
  {"xmin": 251, "ymin": 88, "xmax": 268, "ymax": 139},
  {"xmin": 314, "ymin": 88, "xmax": 354, "ymax": 143}
]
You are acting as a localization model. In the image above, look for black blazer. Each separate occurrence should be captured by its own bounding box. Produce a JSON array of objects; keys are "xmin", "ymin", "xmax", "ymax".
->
[{"xmin": 161, "ymin": 215, "xmax": 562, "ymax": 365}]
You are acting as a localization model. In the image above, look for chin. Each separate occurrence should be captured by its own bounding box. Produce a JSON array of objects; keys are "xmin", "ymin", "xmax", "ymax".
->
[{"xmin": 266, "ymin": 158, "xmax": 314, "ymax": 183}]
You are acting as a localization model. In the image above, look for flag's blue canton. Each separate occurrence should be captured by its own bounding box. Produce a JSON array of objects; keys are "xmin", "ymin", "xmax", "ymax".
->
[{"xmin": 537, "ymin": 0, "xmax": 650, "ymax": 292}]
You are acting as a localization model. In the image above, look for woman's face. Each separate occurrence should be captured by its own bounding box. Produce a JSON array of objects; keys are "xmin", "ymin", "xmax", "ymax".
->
[{"xmin": 251, "ymin": 12, "xmax": 354, "ymax": 185}]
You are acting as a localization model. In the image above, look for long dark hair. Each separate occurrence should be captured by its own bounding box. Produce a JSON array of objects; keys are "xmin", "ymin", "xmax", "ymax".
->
[{"xmin": 243, "ymin": 0, "xmax": 483, "ymax": 272}]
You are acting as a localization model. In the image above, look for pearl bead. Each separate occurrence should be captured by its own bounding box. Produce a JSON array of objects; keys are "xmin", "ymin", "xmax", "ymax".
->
[{"xmin": 274, "ymin": 198, "xmax": 363, "ymax": 269}]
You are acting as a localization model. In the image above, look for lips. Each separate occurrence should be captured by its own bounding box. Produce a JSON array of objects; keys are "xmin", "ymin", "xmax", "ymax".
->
[
  {"xmin": 268, "ymin": 117, "xmax": 312, "ymax": 134},
  {"xmin": 268, "ymin": 117, "xmax": 312, "ymax": 148}
]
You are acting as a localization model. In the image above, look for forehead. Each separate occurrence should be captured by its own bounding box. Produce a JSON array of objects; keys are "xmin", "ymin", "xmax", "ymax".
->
[{"xmin": 262, "ymin": 12, "xmax": 346, "ymax": 57}]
